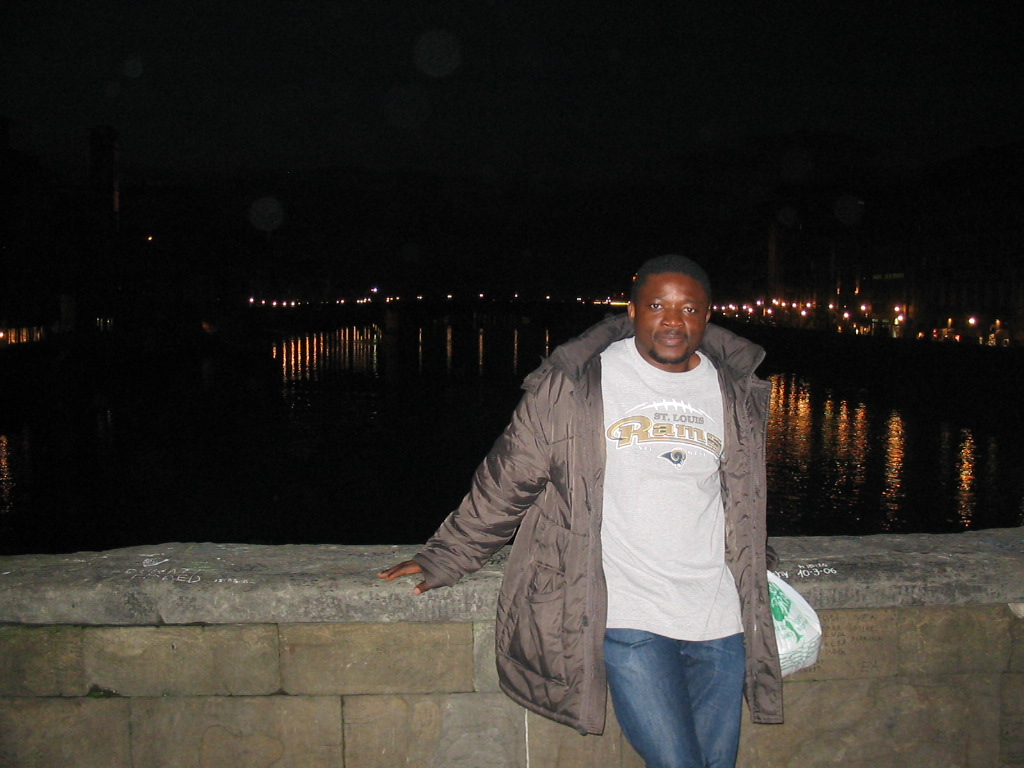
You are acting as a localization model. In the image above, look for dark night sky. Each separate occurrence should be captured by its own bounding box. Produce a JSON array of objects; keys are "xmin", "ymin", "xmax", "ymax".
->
[{"xmin": 3, "ymin": 0, "xmax": 1022, "ymax": 183}]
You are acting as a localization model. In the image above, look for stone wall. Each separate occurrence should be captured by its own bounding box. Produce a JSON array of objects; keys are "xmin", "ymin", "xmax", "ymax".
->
[{"xmin": 1, "ymin": 528, "xmax": 1022, "ymax": 768}]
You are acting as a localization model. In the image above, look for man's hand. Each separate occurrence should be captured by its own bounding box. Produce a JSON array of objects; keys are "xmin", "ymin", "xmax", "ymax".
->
[{"xmin": 377, "ymin": 560, "xmax": 432, "ymax": 594}]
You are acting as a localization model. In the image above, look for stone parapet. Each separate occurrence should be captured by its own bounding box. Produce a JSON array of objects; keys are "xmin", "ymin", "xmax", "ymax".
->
[
  {"xmin": 2, "ymin": 529, "xmax": 1023, "ymax": 628},
  {"xmin": 1, "ymin": 528, "xmax": 1023, "ymax": 767},
  {"xmin": 0, "ymin": 543, "xmax": 502, "ymax": 626}
]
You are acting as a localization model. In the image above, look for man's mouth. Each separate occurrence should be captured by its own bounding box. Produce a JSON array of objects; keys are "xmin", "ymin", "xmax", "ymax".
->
[{"xmin": 656, "ymin": 333, "xmax": 685, "ymax": 344}]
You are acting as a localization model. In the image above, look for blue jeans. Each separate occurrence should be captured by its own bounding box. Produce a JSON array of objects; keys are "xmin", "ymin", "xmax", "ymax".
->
[{"xmin": 604, "ymin": 629, "xmax": 745, "ymax": 768}]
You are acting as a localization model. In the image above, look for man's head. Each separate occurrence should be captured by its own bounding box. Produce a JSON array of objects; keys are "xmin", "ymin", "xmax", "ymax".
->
[
  {"xmin": 630, "ymin": 254, "xmax": 712, "ymax": 304},
  {"xmin": 628, "ymin": 255, "xmax": 712, "ymax": 373}
]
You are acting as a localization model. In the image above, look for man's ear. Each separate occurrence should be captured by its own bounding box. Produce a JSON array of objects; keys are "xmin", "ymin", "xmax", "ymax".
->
[{"xmin": 628, "ymin": 302, "xmax": 636, "ymax": 320}]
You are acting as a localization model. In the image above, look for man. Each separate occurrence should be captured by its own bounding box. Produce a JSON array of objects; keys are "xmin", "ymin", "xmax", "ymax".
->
[{"xmin": 380, "ymin": 255, "xmax": 783, "ymax": 767}]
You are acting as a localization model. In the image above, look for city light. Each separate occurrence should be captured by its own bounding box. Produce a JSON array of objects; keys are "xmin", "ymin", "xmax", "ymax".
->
[
  {"xmin": 0, "ymin": 326, "xmax": 46, "ymax": 345},
  {"xmin": 226, "ymin": 289, "xmax": 1019, "ymax": 349}
]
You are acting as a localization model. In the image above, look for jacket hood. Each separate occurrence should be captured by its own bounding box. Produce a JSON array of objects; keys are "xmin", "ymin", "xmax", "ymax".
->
[
  {"xmin": 700, "ymin": 323, "xmax": 767, "ymax": 380},
  {"xmin": 523, "ymin": 313, "xmax": 633, "ymax": 391}
]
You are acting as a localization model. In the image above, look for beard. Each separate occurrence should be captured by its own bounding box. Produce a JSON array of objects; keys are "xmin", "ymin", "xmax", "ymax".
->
[{"xmin": 643, "ymin": 343, "xmax": 696, "ymax": 367}]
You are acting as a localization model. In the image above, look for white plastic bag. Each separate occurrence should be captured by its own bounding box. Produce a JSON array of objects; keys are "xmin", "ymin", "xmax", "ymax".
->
[{"xmin": 767, "ymin": 571, "xmax": 823, "ymax": 676}]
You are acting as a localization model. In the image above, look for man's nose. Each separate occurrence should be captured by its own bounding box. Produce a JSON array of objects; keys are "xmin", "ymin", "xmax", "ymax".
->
[{"xmin": 661, "ymin": 309, "xmax": 684, "ymax": 326}]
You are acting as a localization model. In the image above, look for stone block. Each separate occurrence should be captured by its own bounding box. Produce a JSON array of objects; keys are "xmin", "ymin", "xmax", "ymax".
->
[
  {"xmin": 739, "ymin": 675, "xmax": 1000, "ymax": 768},
  {"xmin": 525, "ymin": 699, "xmax": 643, "ymax": 768},
  {"xmin": 83, "ymin": 625, "xmax": 280, "ymax": 696},
  {"xmin": 0, "ymin": 697, "xmax": 131, "ymax": 768},
  {"xmin": 0, "ymin": 625, "xmax": 87, "ymax": 697},
  {"xmin": 130, "ymin": 695, "xmax": 342, "ymax": 768},
  {"xmin": 898, "ymin": 604, "xmax": 1013, "ymax": 676},
  {"xmin": 1011, "ymin": 606, "xmax": 1024, "ymax": 674},
  {"xmin": 474, "ymin": 621, "xmax": 500, "ymax": 692},
  {"xmin": 343, "ymin": 692, "xmax": 524, "ymax": 768},
  {"xmin": 787, "ymin": 608, "xmax": 898, "ymax": 681},
  {"xmin": 1003, "ymin": 673, "xmax": 1024, "ymax": 766},
  {"xmin": 280, "ymin": 623, "xmax": 473, "ymax": 695}
]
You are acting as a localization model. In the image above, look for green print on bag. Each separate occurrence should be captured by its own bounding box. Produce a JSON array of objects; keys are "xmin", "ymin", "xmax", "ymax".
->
[{"xmin": 768, "ymin": 579, "xmax": 803, "ymax": 642}]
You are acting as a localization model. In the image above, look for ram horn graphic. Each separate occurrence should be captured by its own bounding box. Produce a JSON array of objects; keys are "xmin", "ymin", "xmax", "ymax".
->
[{"xmin": 661, "ymin": 450, "xmax": 686, "ymax": 467}]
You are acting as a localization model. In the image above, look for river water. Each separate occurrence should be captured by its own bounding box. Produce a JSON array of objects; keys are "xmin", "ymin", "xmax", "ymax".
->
[{"xmin": 1, "ymin": 304, "xmax": 1021, "ymax": 555}]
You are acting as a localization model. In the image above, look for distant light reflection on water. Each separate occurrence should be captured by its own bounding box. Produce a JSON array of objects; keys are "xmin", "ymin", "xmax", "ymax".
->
[
  {"xmin": 0, "ymin": 312, "xmax": 1021, "ymax": 555},
  {"xmin": 270, "ymin": 319, "xmax": 1022, "ymax": 538},
  {"xmin": 0, "ymin": 434, "xmax": 14, "ymax": 516},
  {"xmin": 764, "ymin": 371, "xmax": 1021, "ymax": 535}
]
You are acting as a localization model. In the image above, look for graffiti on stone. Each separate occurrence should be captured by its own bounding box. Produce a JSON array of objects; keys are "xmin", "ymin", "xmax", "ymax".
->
[
  {"xmin": 122, "ymin": 556, "xmax": 256, "ymax": 585},
  {"xmin": 124, "ymin": 567, "xmax": 203, "ymax": 584},
  {"xmin": 775, "ymin": 562, "xmax": 838, "ymax": 580}
]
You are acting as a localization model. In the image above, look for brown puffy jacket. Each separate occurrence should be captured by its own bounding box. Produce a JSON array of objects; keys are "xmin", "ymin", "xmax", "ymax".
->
[{"xmin": 414, "ymin": 314, "xmax": 784, "ymax": 734}]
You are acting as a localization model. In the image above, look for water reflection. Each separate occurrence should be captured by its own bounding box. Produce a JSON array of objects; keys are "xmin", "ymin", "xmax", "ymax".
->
[
  {"xmin": 765, "ymin": 371, "xmax": 1021, "ymax": 534},
  {"xmin": 273, "ymin": 326, "xmax": 383, "ymax": 383},
  {"xmin": 271, "ymin": 328, "xmax": 1023, "ymax": 538},
  {"xmin": 957, "ymin": 428, "xmax": 976, "ymax": 526},
  {"xmin": 2, "ymin": 317, "xmax": 1022, "ymax": 555},
  {"xmin": 882, "ymin": 411, "xmax": 906, "ymax": 528},
  {"xmin": 282, "ymin": 312, "xmax": 570, "ymax": 383},
  {"xmin": 0, "ymin": 434, "xmax": 14, "ymax": 515}
]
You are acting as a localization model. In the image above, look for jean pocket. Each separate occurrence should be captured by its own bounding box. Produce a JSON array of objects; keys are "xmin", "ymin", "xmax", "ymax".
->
[{"xmin": 604, "ymin": 628, "xmax": 656, "ymax": 648}]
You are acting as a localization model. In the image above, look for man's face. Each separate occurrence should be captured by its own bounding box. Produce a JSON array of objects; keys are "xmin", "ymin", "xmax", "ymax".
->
[{"xmin": 628, "ymin": 272, "xmax": 711, "ymax": 372}]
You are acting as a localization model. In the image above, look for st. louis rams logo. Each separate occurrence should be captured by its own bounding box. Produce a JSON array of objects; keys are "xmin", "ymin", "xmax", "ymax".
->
[{"xmin": 661, "ymin": 449, "xmax": 687, "ymax": 468}]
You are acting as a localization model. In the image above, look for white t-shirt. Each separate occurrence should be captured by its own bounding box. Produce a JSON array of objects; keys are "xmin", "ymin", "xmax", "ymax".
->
[{"xmin": 600, "ymin": 338, "xmax": 742, "ymax": 641}]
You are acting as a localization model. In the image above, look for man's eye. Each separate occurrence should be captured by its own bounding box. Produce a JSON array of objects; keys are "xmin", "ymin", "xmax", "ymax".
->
[{"xmin": 649, "ymin": 303, "xmax": 662, "ymax": 310}]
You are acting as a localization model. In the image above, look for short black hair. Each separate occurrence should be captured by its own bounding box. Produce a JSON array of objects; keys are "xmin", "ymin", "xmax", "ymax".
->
[{"xmin": 631, "ymin": 254, "xmax": 712, "ymax": 302}]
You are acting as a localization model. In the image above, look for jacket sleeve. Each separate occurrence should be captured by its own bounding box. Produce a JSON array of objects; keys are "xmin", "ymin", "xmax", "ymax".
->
[{"xmin": 413, "ymin": 372, "xmax": 559, "ymax": 589}]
